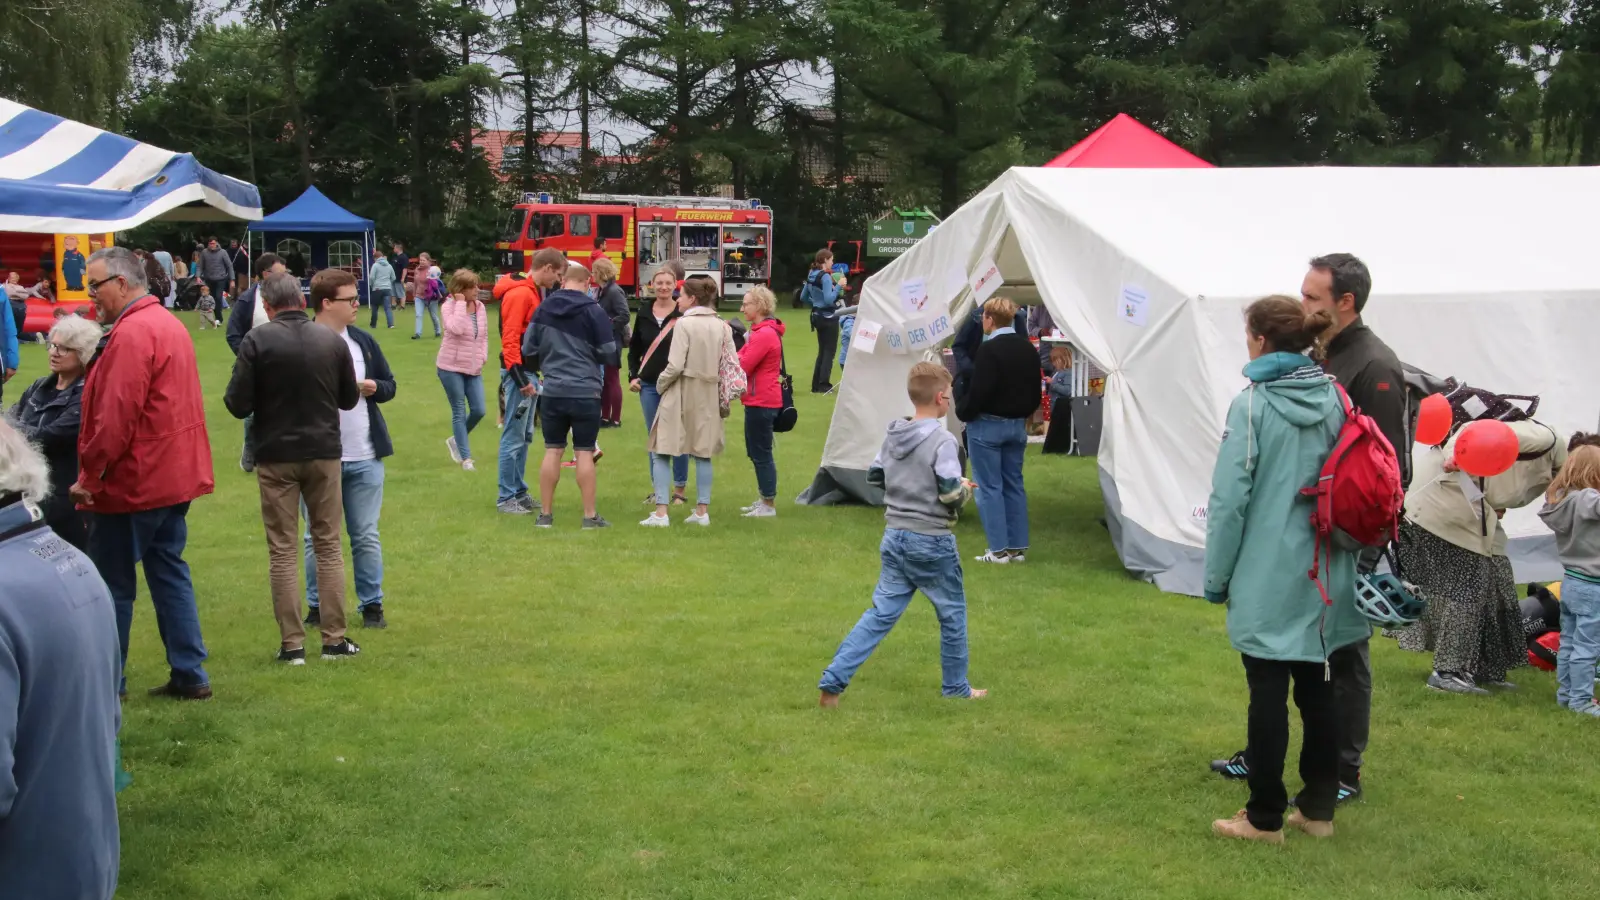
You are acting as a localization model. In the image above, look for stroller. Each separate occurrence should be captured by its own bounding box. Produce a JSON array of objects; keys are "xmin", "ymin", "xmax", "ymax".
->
[{"xmin": 173, "ymin": 276, "xmax": 204, "ymax": 311}]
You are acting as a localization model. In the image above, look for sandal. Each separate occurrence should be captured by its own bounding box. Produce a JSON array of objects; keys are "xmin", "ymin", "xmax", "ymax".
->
[{"xmin": 670, "ymin": 492, "xmax": 688, "ymax": 506}]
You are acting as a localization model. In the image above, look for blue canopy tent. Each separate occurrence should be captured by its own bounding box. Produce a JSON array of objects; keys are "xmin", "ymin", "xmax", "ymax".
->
[
  {"xmin": 0, "ymin": 98, "xmax": 262, "ymax": 231},
  {"xmin": 247, "ymin": 186, "xmax": 375, "ymax": 297}
]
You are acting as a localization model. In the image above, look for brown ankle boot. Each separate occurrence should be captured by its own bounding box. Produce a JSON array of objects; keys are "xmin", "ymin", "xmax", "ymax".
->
[{"xmin": 1211, "ymin": 810, "xmax": 1285, "ymax": 844}]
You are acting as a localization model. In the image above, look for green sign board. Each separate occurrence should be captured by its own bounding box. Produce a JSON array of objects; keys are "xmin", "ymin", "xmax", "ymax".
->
[{"xmin": 867, "ymin": 209, "xmax": 939, "ymax": 258}]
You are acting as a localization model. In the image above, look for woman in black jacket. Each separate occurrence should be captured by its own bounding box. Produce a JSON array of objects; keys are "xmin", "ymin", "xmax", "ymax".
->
[
  {"xmin": 594, "ymin": 257, "xmax": 631, "ymax": 427},
  {"xmin": 8, "ymin": 315, "xmax": 102, "ymax": 549},
  {"xmin": 628, "ymin": 269, "xmax": 688, "ymax": 504},
  {"xmin": 955, "ymin": 297, "xmax": 1041, "ymax": 564}
]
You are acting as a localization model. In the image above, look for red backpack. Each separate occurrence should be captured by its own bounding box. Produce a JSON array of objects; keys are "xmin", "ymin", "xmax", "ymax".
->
[{"xmin": 1301, "ymin": 384, "xmax": 1405, "ymax": 605}]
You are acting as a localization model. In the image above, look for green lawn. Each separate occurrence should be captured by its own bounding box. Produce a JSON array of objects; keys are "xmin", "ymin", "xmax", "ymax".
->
[{"xmin": 40, "ymin": 305, "xmax": 1597, "ymax": 898}]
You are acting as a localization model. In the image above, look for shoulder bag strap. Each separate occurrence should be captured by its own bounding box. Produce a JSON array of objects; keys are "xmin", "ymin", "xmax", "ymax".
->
[{"xmin": 641, "ymin": 318, "xmax": 677, "ymax": 370}]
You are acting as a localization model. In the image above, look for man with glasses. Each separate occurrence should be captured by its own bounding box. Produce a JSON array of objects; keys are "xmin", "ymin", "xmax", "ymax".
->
[
  {"xmin": 72, "ymin": 246, "xmax": 215, "ymax": 701},
  {"xmin": 224, "ymin": 271, "xmax": 362, "ymax": 664},
  {"xmin": 301, "ymin": 269, "xmax": 397, "ymax": 631}
]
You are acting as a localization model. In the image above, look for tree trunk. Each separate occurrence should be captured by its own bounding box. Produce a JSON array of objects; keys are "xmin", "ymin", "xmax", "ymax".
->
[
  {"xmin": 578, "ymin": 0, "xmax": 592, "ymax": 190},
  {"xmin": 461, "ymin": 0, "xmax": 474, "ymax": 167},
  {"xmin": 271, "ymin": 17, "xmax": 314, "ymax": 188},
  {"xmin": 516, "ymin": 0, "xmax": 537, "ymax": 192}
]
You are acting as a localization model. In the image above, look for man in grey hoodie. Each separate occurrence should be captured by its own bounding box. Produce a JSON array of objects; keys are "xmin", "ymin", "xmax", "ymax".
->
[
  {"xmin": 0, "ymin": 419, "xmax": 121, "ymax": 899},
  {"xmin": 818, "ymin": 361, "xmax": 986, "ymax": 706},
  {"xmin": 198, "ymin": 237, "xmax": 234, "ymax": 312},
  {"xmin": 522, "ymin": 263, "xmax": 619, "ymax": 529}
]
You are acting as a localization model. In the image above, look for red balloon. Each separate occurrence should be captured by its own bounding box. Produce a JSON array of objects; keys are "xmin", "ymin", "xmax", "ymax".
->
[
  {"xmin": 1415, "ymin": 394, "xmax": 1452, "ymax": 447},
  {"xmin": 1454, "ymin": 419, "xmax": 1519, "ymax": 478}
]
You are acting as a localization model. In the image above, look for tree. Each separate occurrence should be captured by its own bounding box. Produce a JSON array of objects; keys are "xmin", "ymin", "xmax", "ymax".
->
[{"xmin": 0, "ymin": 0, "xmax": 150, "ymax": 125}]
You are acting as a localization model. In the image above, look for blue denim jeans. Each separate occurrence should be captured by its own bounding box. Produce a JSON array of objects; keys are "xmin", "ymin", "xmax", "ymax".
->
[
  {"xmin": 304, "ymin": 459, "xmax": 385, "ymax": 610},
  {"xmin": 368, "ymin": 287, "xmax": 394, "ymax": 328},
  {"xmin": 819, "ymin": 529, "xmax": 972, "ymax": 697},
  {"xmin": 638, "ymin": 382, "xmax": 688, "ymax": 487},
  {"xmin": 744, "ymin": 406, "xmax": 779, "ymax": 500},
  {"xmin": 498, "ymin": 368, "xmax": 539, "ymax": 503},
  {"xmin": 413, "ymin": 298, "xmax": 440, "ymax": 336},
  {"xmin": 966, "ymin": 416, "xmax": 1030, "ymax": 553},
  {"xmin": 88, "ymin": 502, "xmax": 210, "ymax": 692},
  {"xmin": 438, "ymin": 368, "xmax": 486, "ymax": 460},
  {"xmin": 1557, "ymin": 577, "xmax": 1600, "ymax": 711},
  {"xmin": 654, "ymin": 454, "xmax": 712, "ymax": 505}
]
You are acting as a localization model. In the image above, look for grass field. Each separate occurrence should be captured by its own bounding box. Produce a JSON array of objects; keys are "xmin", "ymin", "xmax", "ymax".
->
[{"xmin": 27, "ymin": 305, "xmax": 1598, "ymax": 899}]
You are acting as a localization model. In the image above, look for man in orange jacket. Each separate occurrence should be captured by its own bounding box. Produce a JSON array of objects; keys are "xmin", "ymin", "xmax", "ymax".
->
[{"xmin": 496, "ymin": 247, "xmax": 567, "ymax": 514}]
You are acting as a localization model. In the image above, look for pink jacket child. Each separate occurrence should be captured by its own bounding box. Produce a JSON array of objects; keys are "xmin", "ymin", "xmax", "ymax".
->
[{"xmin": 436, "ymin": 294, "xmax": 489, "ymax": 375}]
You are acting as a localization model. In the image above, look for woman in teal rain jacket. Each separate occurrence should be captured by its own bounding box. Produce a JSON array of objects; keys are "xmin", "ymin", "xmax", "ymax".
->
[{"xmin": 1205, "ymin": 296, "xmax": 1365, "ymax": 845}]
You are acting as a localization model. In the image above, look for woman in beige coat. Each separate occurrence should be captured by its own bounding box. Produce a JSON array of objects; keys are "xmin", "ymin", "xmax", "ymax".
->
[{"xmin": 643, "ymin": 276, "xmax": 736, "ymax": 528}]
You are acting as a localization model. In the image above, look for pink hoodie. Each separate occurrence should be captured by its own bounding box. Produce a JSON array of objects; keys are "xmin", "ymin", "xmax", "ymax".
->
[{"xmin": 436, "ymin": 296, "xmax": 489, "ymax": 375}]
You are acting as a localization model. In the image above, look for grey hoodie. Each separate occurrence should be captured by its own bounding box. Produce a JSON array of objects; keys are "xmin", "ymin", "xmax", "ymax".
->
[
  {"xmin": 867, "ymin": 417, "xmax": 970, "ymax": 536},
  {"xmin": 1538, "ymin": 487, "xmax": 1600, "ymax": 583}
]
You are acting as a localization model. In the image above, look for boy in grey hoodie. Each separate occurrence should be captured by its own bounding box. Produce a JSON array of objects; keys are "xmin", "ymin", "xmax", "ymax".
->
[
  {"xmin": 1537, "ymin": 441, "xmax": 1600, "ymax": 717},
  {"xmin": 819, "ymin": 362, "xmax": 986, "ymax": 705}
]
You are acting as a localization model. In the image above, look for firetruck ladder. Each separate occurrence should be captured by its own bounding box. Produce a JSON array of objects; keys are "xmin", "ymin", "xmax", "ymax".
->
[{"xmin": 576, "ymin": 192, "xmax": 771, "ymax": 212}]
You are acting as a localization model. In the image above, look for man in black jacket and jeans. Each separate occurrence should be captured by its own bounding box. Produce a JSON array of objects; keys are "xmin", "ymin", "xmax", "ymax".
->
[
  {"xmin": 226, "ymin": 253, "xmax": 287, "ymax": 473},
  {"xmin": 224, "ymin": 271, "xmax": 361, "ymax": 664},
  {"xmin": 1210, "ymin": 252, "xmax": 1407, "ymax": 806}
]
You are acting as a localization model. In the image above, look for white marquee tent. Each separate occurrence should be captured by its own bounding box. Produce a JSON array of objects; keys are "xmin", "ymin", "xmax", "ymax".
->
[{"xmin": 800, "ymin": 165, "xmax": 1600, "ymax": 595}]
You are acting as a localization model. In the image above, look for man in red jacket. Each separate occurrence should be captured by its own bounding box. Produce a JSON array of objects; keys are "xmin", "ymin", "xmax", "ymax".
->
[
  {"xmin": 71, "ymin": 247, "xmax": 215, "ymax": 700},
  {"xmin": 494, "ymin": 247, "xmax": 563, "ymax": 515}
]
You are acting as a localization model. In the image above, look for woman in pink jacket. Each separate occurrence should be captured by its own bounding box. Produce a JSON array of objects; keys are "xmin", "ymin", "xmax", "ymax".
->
[
  {"xmin": 737, "ymin": 286, "xmax": 786, "ymax": 517},
  {"xmin": 436, "ymin": 269, "xmax": 489, "ymax": 471}
]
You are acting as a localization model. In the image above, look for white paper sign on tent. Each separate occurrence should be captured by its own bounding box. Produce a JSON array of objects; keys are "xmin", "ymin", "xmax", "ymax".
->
[
  {"xmin": 1119, "ymin": 283, "xmax": 1149, "ymax": 327},
  {"xmin": 851, "ymin": 318, "xmax": 882, "ymax": 354},
  {"xmin": 944, "ymin": 263, "xmax": 967, "ymax": 303},
  {"xmin": 906, "ymin": 319, "xmax": 935, "ymax": 351},
  {"xmin": 969, "ymin": 257, "xmax": 1003, "ymax": 305},
  {"xmin": 899, "ymin": 279, "xmax": 930, "ymax": 315},
  {"xmin": 883, "ymin": 327, "xmax": 908, "ymax": 355},
  {"xmin": 926, "ymin": 311, "xmax": 954, "ymax": 344}
]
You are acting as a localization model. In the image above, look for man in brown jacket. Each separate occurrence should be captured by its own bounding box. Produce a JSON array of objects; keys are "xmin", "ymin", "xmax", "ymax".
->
[{"xmin": 224, "ymin": 271, "xmax": 362, "ymax": 663}]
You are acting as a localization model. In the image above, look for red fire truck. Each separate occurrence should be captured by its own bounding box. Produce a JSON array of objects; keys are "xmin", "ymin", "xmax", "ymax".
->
[{"xmin": 494, "ymin": 192, "xmax": 774, "ymax": 300}]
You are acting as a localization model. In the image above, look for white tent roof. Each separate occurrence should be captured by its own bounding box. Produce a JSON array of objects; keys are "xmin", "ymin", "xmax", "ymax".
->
[{"xmin": 808, "ymin": 165, "xmax": 1600, "ymax": 594}]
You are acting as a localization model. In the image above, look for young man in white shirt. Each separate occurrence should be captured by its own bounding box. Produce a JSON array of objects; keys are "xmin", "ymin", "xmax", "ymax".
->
[{"xmin": 302, "ymin": 271, "xmax": 399, "ymax": 630}]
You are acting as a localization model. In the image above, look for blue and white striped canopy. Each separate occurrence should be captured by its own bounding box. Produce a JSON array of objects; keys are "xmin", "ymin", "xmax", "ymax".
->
[{"xmin": 0, "ymin": 98, "xmax": 262, "ymax": 233}]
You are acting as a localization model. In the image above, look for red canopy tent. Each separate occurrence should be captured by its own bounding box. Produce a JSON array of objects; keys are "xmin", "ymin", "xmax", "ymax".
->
[{"xmin": 1044, "ymin": 114, "xmax": 1211, "ymax": 169}]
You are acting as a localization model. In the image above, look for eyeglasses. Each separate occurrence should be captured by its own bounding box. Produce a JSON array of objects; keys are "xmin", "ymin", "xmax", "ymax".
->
[
  {"xmin": 86, "ymin": 275, "xmax": 121, "ymax": 296},
  {"xmin": 47, "ymin": 342, "xmax": 76, "ymax": 354}
]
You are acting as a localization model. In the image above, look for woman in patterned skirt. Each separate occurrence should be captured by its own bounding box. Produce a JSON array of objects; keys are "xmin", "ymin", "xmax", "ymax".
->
[{"xmin": 1398, "ymin": 419, "xmax": 1566, "ymax": 694}]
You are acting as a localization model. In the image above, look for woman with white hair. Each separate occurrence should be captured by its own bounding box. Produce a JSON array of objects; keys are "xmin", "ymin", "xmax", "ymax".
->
[{"xmin": 8, "ymin": 315, "xmax": 102, "ymax": 549}]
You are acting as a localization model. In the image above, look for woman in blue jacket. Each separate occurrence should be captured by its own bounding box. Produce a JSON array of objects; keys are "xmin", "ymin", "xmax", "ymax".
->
[
  {"xmin": 1205, "ymin": 296, "xmax": 1364, "ymax": 844},
  {"xmin": 803, "ymin": 249, "xmax": 842, "ymax": 393}
]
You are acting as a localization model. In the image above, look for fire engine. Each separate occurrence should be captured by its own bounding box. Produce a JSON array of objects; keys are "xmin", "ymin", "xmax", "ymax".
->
[{"xmin": 494, "ymin": 192, "xmax": 774, "ymax": 300}]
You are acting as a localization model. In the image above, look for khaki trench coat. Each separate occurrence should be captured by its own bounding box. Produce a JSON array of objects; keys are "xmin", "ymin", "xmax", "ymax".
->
[{"xmin": 647, "ymin": 307, "xmax": 733, "ymax": 458}]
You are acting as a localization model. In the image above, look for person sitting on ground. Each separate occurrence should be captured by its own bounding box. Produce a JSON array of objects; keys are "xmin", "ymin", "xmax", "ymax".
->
[
  {"xmin": 1539, "ymin": 440, "xmax": 1600, "ymax": 718},
  {"xmin": 522, "ymin": 262, "xmax": 619, "ymax": 528},
  {"xmin": 1206, "ymin": 296, "xmax": 1361, "ymax": 844},
  {"xmin": 640, "ymin": 276, "xmax": 736, "ymax": 528},
  {"xmin": 7, "ymin": 315, "xmax": 102, "ymax": 550},
  {"xmin": 0, "ymin": 418, "xmax": 122, "ymax": 900},
  {"xmin": 817, "ymin": 361, "xmax": 984, "ymax": 705}
]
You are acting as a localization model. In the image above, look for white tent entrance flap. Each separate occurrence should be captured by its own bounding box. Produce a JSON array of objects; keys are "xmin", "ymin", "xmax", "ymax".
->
[{"xmin": 799, "ymin": 165, "xmax": 1600, "ymax": 595}]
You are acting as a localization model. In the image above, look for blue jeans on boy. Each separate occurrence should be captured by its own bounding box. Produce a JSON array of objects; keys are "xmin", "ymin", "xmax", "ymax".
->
[
  {"xmin": 638, "ymin": 381, "xmax": 688, "ymax": 488},
  {"xmin": 744, "ymin": 406, "xmax": 779, "ymax": 499},
  {"xmin": 304, "ymin": 459, "xmax": 385, "ymax": 610},
  {"xmin": 1557, "ymin": 577, "xmax": 1600, "ymax": 712},
  {"xmin": 369, "ymin": 287, "xmax": 394, "ymax": 328},
  {"xmin": 819, "ymin": 528, "xmax": 972, "ymax": 697},
  {"xmin": 88, "ymin": 502, "xmax": 210, "ymax": 693},
  {"xmin": 966, "ymin": 416, "xmax": 1030, "ymax": 553},
  {"xmin": 413, "ymin": 298, "xmax": 441, "ymax": 337},
  {"xmin": 438, "ymin": 369, "xmax": 486, "ymax": 460},
  {"xmin": 653, "ymin": 454, "xmax": 712, "ymax": 505},
  {"xmin": 498, "ymin": 368, "xmax": 539, "ymax": 503}
]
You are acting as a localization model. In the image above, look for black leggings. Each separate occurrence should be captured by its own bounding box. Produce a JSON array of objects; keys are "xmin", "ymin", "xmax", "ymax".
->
[
  {"xmin": 1241, "ymin": 654, "xmax": 1339, "ymax": 831},
  {"xmin": 812, "ymin": 316, "xmax": 839, "ymax": 392}
]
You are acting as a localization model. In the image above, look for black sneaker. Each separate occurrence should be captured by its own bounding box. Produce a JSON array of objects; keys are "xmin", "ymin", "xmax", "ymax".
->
[
  {"xmin": 535, "ymin": 514, "xmax": 553, "ymax": 528},
  {"xmin": 1210, "ymin": 749, "xmax": 1249, "ymax": 780},
  {"xmin": 1336, "ymin": 781, "xmax": 1363, "ymax": 805},
  {"xmin": 321, "ymin": 639, "xmax": 361, "ymax": 660},
  {"xmin": 304, "ymin": 606, "xmax": 320, "ymax": 626},
  {"xmin": 276, "ymin": 647, "xmax": 306, "ymax": 666},
  {"xmin": 582, "ymin": 515, "xmax": 611, "ymax": 529},
  {"xmin": 362, "ymin": 605, "xmax": 387, "ymax": 629}
]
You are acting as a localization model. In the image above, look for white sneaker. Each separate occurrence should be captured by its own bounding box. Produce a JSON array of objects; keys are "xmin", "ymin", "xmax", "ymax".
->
[
  {"xmin": 742, "ymin": 503, "xmax": 776, "ymax": 518},
  {"xmin": 461, "ymin": 459, "xmax": 475, "ymax": 472},
  {"xmin": 445, "ymin": 436, "xmax": 462, "ymax": 464},
  {"xmin": 639, "ymin": 513, "xmax": 670, "ymax": 528},
  {"xmin": 685, "ymin": 512, "xmax": 711, "ymax": 527},
  {"xmin": 973, "ymin": 551, "xmax": 1010, "ymax": 564},
  {"xmin": 739, "ymin": 499, "xmax": 764, "ymax": 513}
]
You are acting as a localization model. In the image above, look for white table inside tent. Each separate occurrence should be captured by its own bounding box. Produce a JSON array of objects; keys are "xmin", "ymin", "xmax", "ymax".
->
[{"xmin": 1041, "ymin": 335, "xmax": 1106, "ymax": 455}]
